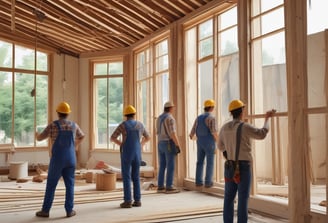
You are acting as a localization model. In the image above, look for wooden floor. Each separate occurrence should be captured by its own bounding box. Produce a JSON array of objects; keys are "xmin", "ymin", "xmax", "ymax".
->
[{"xmin": 0, "ymin": 173, "xmax": 290, "ymax": 223}]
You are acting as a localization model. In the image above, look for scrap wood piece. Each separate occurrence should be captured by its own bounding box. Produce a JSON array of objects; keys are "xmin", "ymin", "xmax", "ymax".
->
[
  {"xmin": 32, "ymin": 175, "xmax": 46, "ymax": 183},
  {"xmin": 319, "ymin": 200, "xmax": 327, "ymax": 207},
  {"xmin": 16, "ymin": 178, "xmax": 29, "ymax": 183},
  {"xmin": 125, "ymin": 206, "xmax": 221, "ymax": 223}
]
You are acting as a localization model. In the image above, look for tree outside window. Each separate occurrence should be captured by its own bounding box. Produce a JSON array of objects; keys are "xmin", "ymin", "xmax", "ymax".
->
[{"xmin": 0, "ymin": 40, "xmax": 49, "ymax": 147}]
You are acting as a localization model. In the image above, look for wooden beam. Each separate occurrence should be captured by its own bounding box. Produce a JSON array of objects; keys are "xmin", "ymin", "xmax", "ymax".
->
[
  {"xmin": 284, "ymin": 0, "xmax": 311, "ymax": 222},
  {"xmin": 325, "ymin": 29, "xmax": 328, "ymax": 216},
  {"xmin": 11, "ymin": 0, "xmax": 15, "ymax": 31}
]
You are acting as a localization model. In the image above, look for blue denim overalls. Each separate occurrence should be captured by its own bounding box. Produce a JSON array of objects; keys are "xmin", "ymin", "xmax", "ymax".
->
[
  {"xmin": 42, "ymin": 120, "xmax": 76, "ymax": 213},
  {"xmin": 121, "ymin": 120, "xmax": 141, "ymax": 203},
  {"xmin": 195, "ymin": 113, "xmax": 215, "ymax": 186}
]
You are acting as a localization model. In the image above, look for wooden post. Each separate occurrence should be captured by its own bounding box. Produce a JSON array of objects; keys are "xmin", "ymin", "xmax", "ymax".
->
[
  {"xmin": 238, "ymin": 0, "xmax": 253, "ymax": 193},
  {"xmin": 284, "ymin": 0, "xmax": 311, "ymax": 222},
  {"xmin": 325, "ymin": 29, "xmax": 328, "ymax": 217}
]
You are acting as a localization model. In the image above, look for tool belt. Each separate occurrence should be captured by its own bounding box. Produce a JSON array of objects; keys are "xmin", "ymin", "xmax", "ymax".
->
[{"xmin": 224, "ymin": 160, "xmax": 240, "ymax": 183}]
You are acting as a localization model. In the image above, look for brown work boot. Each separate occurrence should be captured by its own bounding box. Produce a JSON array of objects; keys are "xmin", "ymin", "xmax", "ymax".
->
[
  {"xmin": 157, "ymin": 186, "xmax": 166, "ymax": 193},
  {"xmin": 120, "ymin": 201, "xmax": 132, "ymax": 208},
  {"xmin": 35, "ymin": 210, "xmax": 49, "ymax": 218},
  {"xmin": 132, "ymin": 201, "xmax": 142, "ymax": 207},
  {"xmin": 165, "ymin": 187, "xmax": 180, "ymax": 194},
  {"xmin": 66, "ymin": 210, "xmax": 76, "ymax": 217}
]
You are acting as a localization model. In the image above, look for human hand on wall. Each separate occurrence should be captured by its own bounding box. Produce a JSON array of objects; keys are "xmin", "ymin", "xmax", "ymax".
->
[{"xmin": 265, "ymin": 109, "xmax": 276, "ymax": 120}]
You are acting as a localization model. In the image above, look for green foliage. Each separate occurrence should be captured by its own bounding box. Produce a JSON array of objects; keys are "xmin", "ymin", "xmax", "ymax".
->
[
  {"xmin": 96, "ymin": 77, "xmax": 123, "ymax": 127},
  {"xmin": 0, "ymin": 41, "xmax": 49, "ymax": 144}
]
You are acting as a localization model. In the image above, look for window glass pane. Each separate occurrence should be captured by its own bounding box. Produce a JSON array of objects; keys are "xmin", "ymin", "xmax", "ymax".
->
[
  {"xmin": 218, "ymin": 53, "xmax": 240, "ymax": 123},
  {"xmin": 308, "ymin": 114, "xmax": 327, "ymax": 205},
  {"xmin": 156, "ymin": 73, "xmax": 169, "ymax": 109},
  {"xmin": 308, "ymin": 28, "xmax": 326, "ymax": 108},
  {"xmin": 220, "ymin": 7, "xmax": 237, "ymax": 30},
  {"xmin": 14, "ymin": 73, "xmax": 34, "ymax": 146},
  {"xmin": 15, "ymin": 45, "xmax": 35, "ymax": 70},
  {"xmin": 253, "ymin": 33, "xmax": 287, "ymax": 114},
  {"xmin": 0, "ymin": 41, "xmax": 13, "ymax": 68},
  {"xmin": 156, "ymin": 40, "xmax": 168, "ymax": 57},
  {"xmin": 108, "ymin": 77, "xmax": 123, "ymax": 124},
  {"xmin": 156, "ymin": 40, "xmax": 169, "ymax": 72},
  {"xmin": 94, "ymin": 63, "xmax": 108, "ymax": 75},
  {"xmin": 156, "ymin": 55, "xmax": 168, "ymax": 72},
  {"xmin": 199, "ymin": 19, "xmax": 213, "ymax": 39},
  {"xmin": 261, "ymin": 8, "xmax": 284, "ymax": 35},
  {"xmin": 307, "ymin": 0, "xmax": 328, "ymax": 34},
  {"xmin": 94, "ymin": 77, "xmax": 123, "ymax": 149},
  {"xmin": 0, "ymin": 72, "xmax": 12, "ymax": 144},
  {"xmin": 220, "ymin": 27, "xmax": 238, "ymax": 56},
  {"xmin": 254, "ymin": 116, "xmax": 288, "ymax": 186},
  {"xmin": 137, "ymin": 50, "xmax": 150, "ymax": 80},
  {"xmin": 262, "ymin": 32, "xmax": 285, "ymax": 66},
  {"xmin": 95, "ymin": 78, "xmax": 108, "ymax": 147},
  {"xmin": 137, "ymin": 79, "xmax": 152, "ymax": 152},
  {"xmin": 109, "ymin": 61, "xmax": 123, "ymax": 75},
  {"xmin": 260, "ymin": 0, "xmax": 283, "ymax": 12},
  {"xmin": 252, "ymin": 0, "xmax": 283, "ymax": 17},
  {"xmin": 198, "ymin": 59, "xmax": 213, "ymax": 102},
  {"xmin": 37, "ymin": 51, "xmax": 48, "ymax": 71},
  {"xmin": 36, "ymin": 75, "xmax": 48, "ymax": 146},
  {"xmin": 199, "ymin": 37, "xmax": 213, "ymax": 59}
]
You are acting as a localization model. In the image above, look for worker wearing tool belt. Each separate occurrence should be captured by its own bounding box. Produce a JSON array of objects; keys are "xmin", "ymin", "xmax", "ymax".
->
[
  {"xmin": 218, "ymin": 99, "xmax": 275, "ymax": 223},
  {"xmin": 189, "ymin": 99, "xmax": 218, "ymax": 188},
  {"xmin": 156, "ymin": 101, "xmax": 181, "ymax": 194},
  {"xmin": 111, "ymin": 105, "xmax": 150, "ymax": 208},
  {"xmin": 35, "ymin": 102, "xmax": 85, "ymax": 218}
]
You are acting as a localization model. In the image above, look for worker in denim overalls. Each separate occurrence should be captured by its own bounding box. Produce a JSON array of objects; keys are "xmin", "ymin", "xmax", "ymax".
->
[
  {"xmin": 189, "ymin": 99, "xmax": 218, "ymax": 188},
  {"xmin": 111, "ymin": 105, "xmax": 150, "ymax": 208},
  {"xmin": 35, "ymin": 102, "xmax": 85, "ymax": 218}
]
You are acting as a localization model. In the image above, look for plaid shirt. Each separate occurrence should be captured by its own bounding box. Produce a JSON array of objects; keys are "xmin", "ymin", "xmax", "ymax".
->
[
  {"xmin": 156, "ymin": 113, "xmax": 177, "ymax": 141},
  {"xmin": 38, "ymin": 118, "xmax": 85, "ymax": 143},
  {"xmin": 110, "ymin": 120, "xmax": 150, "ymax": 144},
  {"xmin": 189, "ymin": 112, "xmax": 218, "ymax": 138}
]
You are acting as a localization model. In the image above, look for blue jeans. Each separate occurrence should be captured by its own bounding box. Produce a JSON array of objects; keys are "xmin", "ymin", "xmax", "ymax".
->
[
  {"xmin": 195, "ymin": 141, "xmax": 215, "ymax": 186},
  {"xmin": 157, "ymin": 141, "xmax": 176, "ymax": 188},
  {"xmin": 223, "ymin": 161, "xmax": 251, "ymax": 223}
]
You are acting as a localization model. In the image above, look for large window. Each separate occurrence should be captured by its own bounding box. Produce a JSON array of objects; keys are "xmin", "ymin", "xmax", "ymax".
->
[
  {"xmin": 135, "ymin": 38, "xmax": 170, "ymax": 153},
  {"xmin": 251, "ymin": 0, "xmax": 289, "ymax": 195},
  {"xmin": 185, "ymin": 18, "xmax": 214, "ymax": 180},
  {"xmin": 92, "ymin": 60, "xmax": 123, "ymax": 150},
  {"xmin": 218, "ymin": 7, "xmax": 239, "ymax": 124},
  {"xmin": 0, "ymin": 40, "xmax": 49, "ymax": 147}
]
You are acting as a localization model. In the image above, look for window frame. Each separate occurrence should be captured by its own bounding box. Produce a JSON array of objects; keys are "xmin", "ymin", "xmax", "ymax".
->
[
  {"xmin": 0, "ymin": 39, "xmax": 50, "ymax": 149},
  {"xmin": 91, "ymin": 58, "xmax": 124, "ymax": 151}
]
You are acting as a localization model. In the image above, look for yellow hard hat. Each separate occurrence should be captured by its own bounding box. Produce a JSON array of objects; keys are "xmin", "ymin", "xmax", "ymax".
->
[
  {"xmin": 124, "ymin": 105, "xmax": 136, "ymax": 115},
  {"xmin": 204, "ymin": 99, "xmax": 215, "ymax": 107},
  {"xmin": 56, "ymin": 102, "xmax": 71, "ymax": 114},
  {"xmin": 229, "ymin": 99, "xmax": 245, "ymax": 112}
]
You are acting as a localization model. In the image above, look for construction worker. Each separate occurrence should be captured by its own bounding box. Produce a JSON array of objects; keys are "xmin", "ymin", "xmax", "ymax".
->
[
  {"xmin": 189, "ymin": 99, "xmax": 218, "ymax": 188},
  {"xmin": 35, "ymin": 102, "xmax": 85, "ymax": 218},
  {"xmin": 156, "ymin": 101, "xmax": 181, "ymax": 194},
  {"xmin": 110, "ymin": 105, "xmax": 150, "ymax": 208},
  {"xmin": 218, "ymin": 99, "xmax": 275, "ymax": 223}
]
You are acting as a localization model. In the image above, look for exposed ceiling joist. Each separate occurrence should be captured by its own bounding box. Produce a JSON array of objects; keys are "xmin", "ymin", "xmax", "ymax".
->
[{"xmin": 0, "ymin": 0, "xmax": 219, "ymax": 57}]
